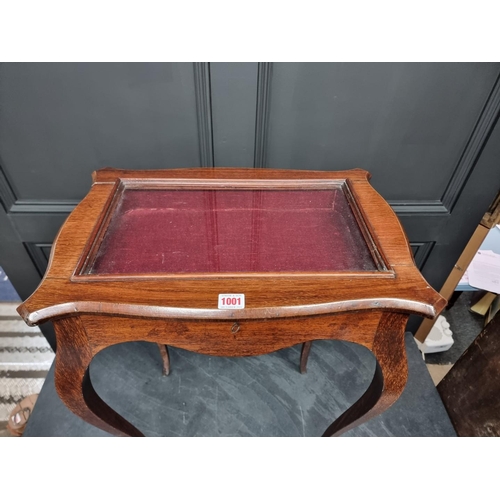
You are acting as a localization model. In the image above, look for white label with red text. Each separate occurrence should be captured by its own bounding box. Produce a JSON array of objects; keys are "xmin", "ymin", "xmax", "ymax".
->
[{"xmin": 218, "ymin": 294, "xmax": 245, "ymax": 309}]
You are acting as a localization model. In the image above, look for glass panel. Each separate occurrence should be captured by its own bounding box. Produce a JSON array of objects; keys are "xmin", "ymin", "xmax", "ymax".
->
[{"xmin": 88, "ymin": 188, "xmax": 377, "ymax": 274}]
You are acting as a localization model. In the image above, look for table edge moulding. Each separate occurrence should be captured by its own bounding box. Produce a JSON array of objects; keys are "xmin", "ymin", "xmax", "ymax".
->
[{"xmin": 17, "ymin": 167, "xmax": 446, "ymax": 437}]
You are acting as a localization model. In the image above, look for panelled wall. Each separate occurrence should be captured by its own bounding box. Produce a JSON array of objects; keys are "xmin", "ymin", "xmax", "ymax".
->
[{"xmin": 1, "ymin": 62, "xmax": 500, "ymax": 345}]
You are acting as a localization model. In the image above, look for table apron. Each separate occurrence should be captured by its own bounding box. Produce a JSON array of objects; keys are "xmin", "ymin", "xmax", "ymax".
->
[{"xmin": 70, "ymin": 311, "xmax": 387, "ymax": 357}]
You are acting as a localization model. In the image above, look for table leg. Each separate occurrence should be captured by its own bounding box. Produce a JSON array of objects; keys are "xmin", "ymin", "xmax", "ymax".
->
[
  {"xmin": 300, "ymin": 342, "xmax": 312, "ymax": 374},
  {"xmin": 52, "ymin": 313, "xmax": 408, "ymax": 437},
  {"xmin": 322, "ymin": 313, "xmax": 408, "ymax": 437},
  {"xmin": 157, "ymin": 344, "xmax": 171, "ymax": 375},
  {"xmin": 162, "ymin": 342, "xmax": 306, "ymax": 375},
  {"xmin": 53, "ymin": 316, "xmax": 144, "ymax": 437}
]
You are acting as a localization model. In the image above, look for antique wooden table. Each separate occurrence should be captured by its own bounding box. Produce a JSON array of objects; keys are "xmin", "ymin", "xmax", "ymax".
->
[{"xmin": 17, "ymin": 168, "xmax": 445, "ymax": 437}]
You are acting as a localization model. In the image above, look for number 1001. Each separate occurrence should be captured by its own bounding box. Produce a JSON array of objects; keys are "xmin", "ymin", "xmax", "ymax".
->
[{"xmin": 221, "ymin": 297, "xmax": 241, "ymax": 306}]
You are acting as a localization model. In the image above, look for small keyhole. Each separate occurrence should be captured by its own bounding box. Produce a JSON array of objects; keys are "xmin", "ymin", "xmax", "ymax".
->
[{"xmin": 231, "ymin": 322, "xmax": 240, "ymax": 334}]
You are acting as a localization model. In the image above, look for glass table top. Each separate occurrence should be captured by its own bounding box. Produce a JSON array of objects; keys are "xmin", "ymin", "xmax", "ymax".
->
[{"xmin": 85, "ymin": 187, "xmax": 378, "ymax": 275}]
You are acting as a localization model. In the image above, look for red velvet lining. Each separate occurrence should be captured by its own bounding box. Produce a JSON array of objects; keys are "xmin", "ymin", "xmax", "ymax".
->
[{"xmin": 89, "ymin": 188, "xmax": 377, "ymax": 274}]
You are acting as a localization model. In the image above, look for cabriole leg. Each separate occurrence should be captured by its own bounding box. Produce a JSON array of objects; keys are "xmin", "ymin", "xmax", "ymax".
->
[
  {"xmin": 300, "ymin": 341, "xmax": 312, "ymax": 374},
  {"xmin": 323, "ymin": 313, "xmax": 409, "ymax": 437},
  {"xmin": 157, "ymin": 344, "xmax": 171, "ymax": 376},
  {"xmin": 54, "ymin": 317, "xmax": 143, "ymax": 437}
]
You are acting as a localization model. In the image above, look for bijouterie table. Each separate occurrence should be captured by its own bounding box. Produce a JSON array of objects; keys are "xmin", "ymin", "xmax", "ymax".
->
[{"xmin": 18, "ymin": 168, "xmax": 446, "ymax": 437}]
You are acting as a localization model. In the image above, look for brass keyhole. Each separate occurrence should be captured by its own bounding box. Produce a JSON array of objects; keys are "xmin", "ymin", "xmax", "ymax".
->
[{"xmin": 231, "ymin": 322, "xmax": 240, "ymax": 334}]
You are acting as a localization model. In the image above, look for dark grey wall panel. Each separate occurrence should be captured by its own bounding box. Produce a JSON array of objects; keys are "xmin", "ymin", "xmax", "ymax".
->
[
  {"xmin": 24, "ymin": 243, "xmax": 52, "ymax": 277},
  {"xmin": 9, "ymin": 213, "xmax": 69, "ymax": 242},
  {"xmin": 254, "ymin": 63, "xmax": 273, "ymax": 168},
  {"xmin": 211, "ymin": 63, "xmax": 258, "ymax": 167},
  {"xmin": 0, "ymin": 63, "xmax": 202, "ymax": 201},
  {"xmin": 420, "ymin": 115, "xmax": 500, "ymax": 292},
  {"xmin": 0, "ymin": 203, "xmax": 56, "ymax": 348},
  {"xmin": 193, "ymin": 63, "xmax": 214, "ymax": 167},
  {"xmin": 407, "ymin": 113, "xmax": 500, "ymax": 334},
  {"xmin": 265, "ymin": 63, "xmax": 499, "ymax": 201},
  {"xmin": 411, "ymin": 242, "xmax": 435, "ymax": 270}
]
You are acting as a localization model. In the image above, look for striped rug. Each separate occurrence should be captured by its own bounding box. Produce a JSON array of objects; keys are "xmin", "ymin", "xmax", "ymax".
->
[{"xmin": 0, "ymin": 303, "xmax": 54, "ymax": 431}]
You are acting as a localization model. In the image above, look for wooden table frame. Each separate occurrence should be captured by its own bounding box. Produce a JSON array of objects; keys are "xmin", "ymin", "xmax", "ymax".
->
[{"xmin": 18, "ymin": 168, "xmax": 445, "ymax": 437}]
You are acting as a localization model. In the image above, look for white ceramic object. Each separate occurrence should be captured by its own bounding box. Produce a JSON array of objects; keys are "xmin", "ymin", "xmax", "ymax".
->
[{"xmin": 415, "ymin": 315, "xmax": 454, "ymax": 355}]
